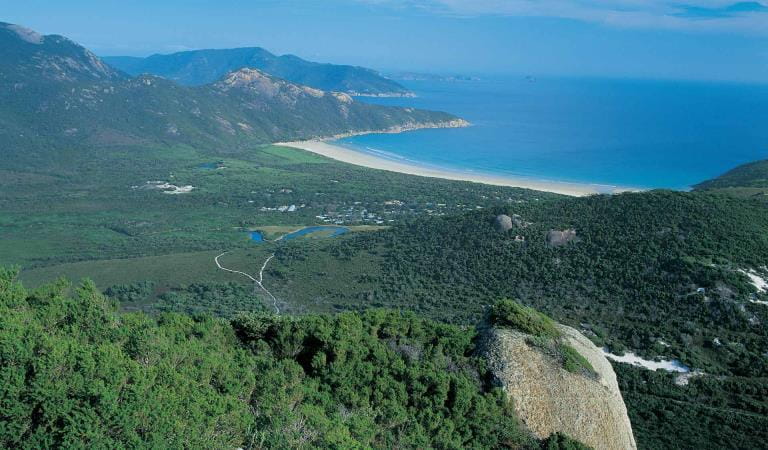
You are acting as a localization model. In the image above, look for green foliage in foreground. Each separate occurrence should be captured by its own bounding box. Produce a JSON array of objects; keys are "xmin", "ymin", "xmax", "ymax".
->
[
  {"xmin": 2, "ymin": 268, "xmax": 575, "ymax": 449},
  {"xmin": 231, "ymin": 313, "xmax": 536, "ymax": 449}
]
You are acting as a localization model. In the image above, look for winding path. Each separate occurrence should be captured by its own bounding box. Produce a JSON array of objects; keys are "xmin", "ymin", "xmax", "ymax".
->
[
  {"xmin": 214, "ymin": 226, "xmax": 345, "ymax": 314},
  {"xmin": 214, "ymin": 251, "xmax": 280, "ymax": 314}
]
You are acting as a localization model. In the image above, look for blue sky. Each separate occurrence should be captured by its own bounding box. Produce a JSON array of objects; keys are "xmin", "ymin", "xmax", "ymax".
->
[{"xmin": 4, "ymin": 0, "xmax": 768, "ymax": 82}]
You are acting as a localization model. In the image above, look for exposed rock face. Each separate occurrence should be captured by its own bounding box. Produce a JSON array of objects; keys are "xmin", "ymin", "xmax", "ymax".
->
[
  {"xmin": 216, "ymin": 68, "xmax": 326, "ymax": 102},
  {"xmin": 494, "ymin": 214, "xmax": 514, "ymax": 232},
  {"xmin": 511, "ymin": 214, "xmax": 526, "ymax": 227},
  {"xmin": 482, "ymin": 325, "xmax": 637, "ymax": 450},
  {"xmin": 546, "ymin": 229, "xmax": 578, "ymax": 247}
]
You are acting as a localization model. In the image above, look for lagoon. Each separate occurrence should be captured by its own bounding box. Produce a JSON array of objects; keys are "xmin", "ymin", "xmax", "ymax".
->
[{"xmin": 249, "ymin": 226, "xmax": 349, "ymax": 242}]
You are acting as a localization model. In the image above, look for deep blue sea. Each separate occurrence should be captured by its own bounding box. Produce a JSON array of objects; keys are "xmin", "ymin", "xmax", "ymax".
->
[{"xmin": 340, "ymin": 77, "xmax": 768, "ymax": 189}]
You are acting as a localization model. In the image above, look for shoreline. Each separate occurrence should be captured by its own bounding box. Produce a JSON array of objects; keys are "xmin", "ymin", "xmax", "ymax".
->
[{"xmin": 275, "ymin": 139, "xmax": 641, "ymax": 197}]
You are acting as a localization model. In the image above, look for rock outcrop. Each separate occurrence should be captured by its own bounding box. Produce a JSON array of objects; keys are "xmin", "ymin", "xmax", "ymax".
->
[
  {"xmin": 494, "ymin": 214, "xmax": 514, "ymax": 232},
  {"xmin": 546, "ymin": 229, "xmax": 578, "ymax": 247},
  {"xmin": 482, "ymin": 325, "xmax": 637, "ymax": 450}
]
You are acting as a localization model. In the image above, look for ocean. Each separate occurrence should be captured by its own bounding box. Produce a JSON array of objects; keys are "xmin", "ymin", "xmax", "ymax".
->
[{"xmin": 339, "ymin": 77, "xmax": 768, "ymax": 190}]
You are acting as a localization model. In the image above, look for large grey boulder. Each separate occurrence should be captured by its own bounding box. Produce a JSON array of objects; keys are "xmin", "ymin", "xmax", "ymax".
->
[
  {"xmin": 546, "ymin": 229, "xmax": 578, "ymax": 247},
  {"xmin": 494, "ymin": 214, "xmax": 514, "ymax": 232},
  {"xmin": 483, "ymin": 325, "xmax": 637, "ymax": 450}
]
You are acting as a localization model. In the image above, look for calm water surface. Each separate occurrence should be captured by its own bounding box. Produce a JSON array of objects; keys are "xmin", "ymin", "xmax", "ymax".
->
[{"xmin": 341, "ymin": 77, "xmax": 768, "ymax": 189}]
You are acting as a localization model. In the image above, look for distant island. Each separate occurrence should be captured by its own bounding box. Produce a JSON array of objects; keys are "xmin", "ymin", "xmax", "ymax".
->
[{"xmin": 387, "ymin": 71, "xmax": 481, "ymax": 82}]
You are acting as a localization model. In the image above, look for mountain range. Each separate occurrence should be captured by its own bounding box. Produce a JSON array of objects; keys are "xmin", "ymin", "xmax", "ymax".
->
[
  {"xmin": 103, "ymin": 47, "xmax": 412, "ymax": 96},
  {"xmin": 0, "ymin": 22, "xmax": 463, "ymax": 158}
]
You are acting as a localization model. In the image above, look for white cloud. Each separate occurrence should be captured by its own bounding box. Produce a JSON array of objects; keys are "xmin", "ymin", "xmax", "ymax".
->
[{"xmin": 355, "ymin": 0, "xmax": 768, "ymax": 33}]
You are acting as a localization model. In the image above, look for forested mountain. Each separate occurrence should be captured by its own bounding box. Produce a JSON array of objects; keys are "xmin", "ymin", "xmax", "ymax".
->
[
  {"xmin": 104, "ymin": 47, "xmax": 412, "ymax": 96},
  {"xmin": 0, "ymin": 22, "xmax": 461, "ymax": 160}
]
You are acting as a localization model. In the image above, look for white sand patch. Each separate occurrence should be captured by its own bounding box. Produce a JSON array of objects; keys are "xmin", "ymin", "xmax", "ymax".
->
[
  {"xmin": 675, "ymin": 370, "xmax": 705, "ymax": 386},
  {"xmin": 132, "ymin": 181, "xmax": 194, "ymax": 194},
  {"xmin": 739, "ymin": 269, "xmax": 768, "ymax": 292},
  {"xmin": 163, "ymin": 185, "xmax": 194, "ymax": 194},
  {"xmin": 602, "ymin": 348, "xmax": 690, "ymax": 373}
]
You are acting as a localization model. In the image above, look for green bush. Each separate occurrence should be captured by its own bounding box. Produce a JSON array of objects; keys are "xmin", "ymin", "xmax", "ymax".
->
[
  {"xmin": 559, "ymin": 343, "xmax": 595, "ymax": 375},
  {"xmin": 491, "ymin": 299, "xmax": 561, "ymax": 339},
  {"xmin": 544, "ymin": 432, "xmax": 592, "ymax": 450}
]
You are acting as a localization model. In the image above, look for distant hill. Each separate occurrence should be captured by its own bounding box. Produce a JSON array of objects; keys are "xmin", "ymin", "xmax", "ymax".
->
[
  {"xmin": 694, "ymin": 159, "xmax": 768, "ymax": 190},
  {"xmin": 103, "ymin": 47, "xmax": 412, "ymax": 96},
  {"xmin": 0, "ymin": 23, "xmax": 463, "ymax": 159},
  {"xmin": 693, "ymin": 159, "xmax": 768, "ymax": 201}
]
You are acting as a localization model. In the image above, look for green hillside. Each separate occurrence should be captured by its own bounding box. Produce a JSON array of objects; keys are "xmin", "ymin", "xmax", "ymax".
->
[
  {"xmin": 694, "ymin": 159, "xmax": 768, "ymax": 202},
  {"xmin": 694, "ymin": 160, "xmax": 768, "ymax": 190},
  {"xmin": 104, "ymin": 47, "xmax": 411, "ymax": 96}
]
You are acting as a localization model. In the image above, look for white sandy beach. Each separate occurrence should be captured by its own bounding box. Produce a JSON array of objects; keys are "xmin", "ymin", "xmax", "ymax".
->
[{"xmin": 276, "ymin": 140, "xmax": 639, "ymax": 197}]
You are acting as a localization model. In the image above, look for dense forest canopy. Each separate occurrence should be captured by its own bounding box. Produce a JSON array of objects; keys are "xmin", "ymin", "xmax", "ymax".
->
[
  {"xmin": 316, "ymin": 191, "xmax": 768, "ymax": 374},
  {"xmin": 2, "ymin": 268, "xmax": 589, "ymax": 449}
]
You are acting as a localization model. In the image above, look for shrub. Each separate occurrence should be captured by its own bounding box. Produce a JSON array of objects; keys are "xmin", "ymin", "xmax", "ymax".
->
[
  {"xmin": 559, "ymin": 343, "xmax": 595, "ymax": 375},
  {"xmin": 490, "ymin": 299, "xmax": 561, "ymax": 339},
  {"xmin": 544, "ymin": 432, "xmax": 592, "ymax": 450}
]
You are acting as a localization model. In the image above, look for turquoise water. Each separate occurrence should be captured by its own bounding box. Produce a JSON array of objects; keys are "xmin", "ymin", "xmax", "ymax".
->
[
  {"xmin": 341, "ymin": 77, "xmax": 768, "ymax": 189},
  {"xmin": 249, "ymin": 226, "xmax": 349, "ymax": 242},
  {"xmin": 249, "ymin": 231, "xmax": 264, "ymax": 242}
]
